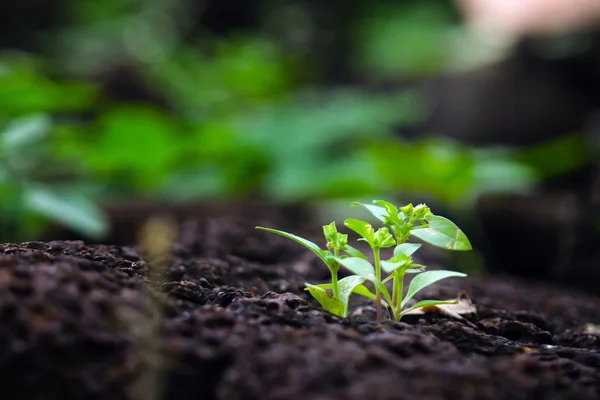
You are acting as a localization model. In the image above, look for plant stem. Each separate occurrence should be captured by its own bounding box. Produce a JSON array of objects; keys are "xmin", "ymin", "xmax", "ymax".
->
[
  {"xmin": 394, "ymin": 271, "xmax": 403, "ymax": 321},
  {"xmin": 373, "ymin": 248, "xmax": 382, "ymax": 324},
  {"xmin": 331, "ymin": 249, "xmax": 340, "ymax": 300},
  {"xmin": 392, "ymin": 273, "xmax": 397, "ymax": 306}
]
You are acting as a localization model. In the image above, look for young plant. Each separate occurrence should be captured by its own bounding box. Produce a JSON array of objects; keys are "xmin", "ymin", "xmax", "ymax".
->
[
  {"xmin": 255, "ymin": 222, "xmax": 373, "ymax": 318},
  {"xmin": 337, "ymin": 200, "xmax": 471, "ymax": 323},
  {"xmin": 256, "ymin": 200, "xmax": 472, "ymax": 324}
]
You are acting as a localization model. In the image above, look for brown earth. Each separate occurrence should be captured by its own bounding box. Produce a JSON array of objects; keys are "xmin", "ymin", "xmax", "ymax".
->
[{"xmin": 1, "ymin": 215, "xmax": 600, "ymax": 400}]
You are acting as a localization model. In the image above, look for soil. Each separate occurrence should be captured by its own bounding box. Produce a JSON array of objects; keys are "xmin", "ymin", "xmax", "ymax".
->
[{"xmin": 1, "ymin": 215, "xmax": 600, "ymax": 400}]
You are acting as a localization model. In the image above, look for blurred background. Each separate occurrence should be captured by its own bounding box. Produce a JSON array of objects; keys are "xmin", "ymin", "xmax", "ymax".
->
[{"xmin": 1, "ymin": 0, "xmax": 600, "ymax": 289}]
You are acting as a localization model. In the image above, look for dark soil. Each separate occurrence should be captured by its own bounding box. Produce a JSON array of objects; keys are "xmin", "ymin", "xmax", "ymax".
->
[{"xmin": 1, "ymin": 216, "xmax": 600, "ymax": 400}]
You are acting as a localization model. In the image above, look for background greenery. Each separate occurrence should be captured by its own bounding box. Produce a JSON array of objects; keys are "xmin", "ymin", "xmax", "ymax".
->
[{"xmin": 0, "ymin": 0, "xmax": 591, "ymax": 241}]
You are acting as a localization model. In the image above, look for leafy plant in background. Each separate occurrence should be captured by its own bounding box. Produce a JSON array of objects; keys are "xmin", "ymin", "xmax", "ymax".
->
[
  {"xmin": 0, "ymin": 58, "xmax": 107, "ymax": 241},
  {"xmin": 0, "ymin": 0, "xmax": 586, "ymax": 244},
  {"xmin": 257, "ymin": 200, "xmax": 471, "ymax": 323},
  {"xmin": 0, "ymin": 114, "xmax": 108, "ymax": 240}
]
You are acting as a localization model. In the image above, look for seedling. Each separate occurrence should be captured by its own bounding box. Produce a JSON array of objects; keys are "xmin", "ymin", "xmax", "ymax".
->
[
  {"xmin": 256, "ymin": 200, "xmax": 472, "ymax": 323},
  {"xmin": 256, "ymin": 222, "xmax": 373, "ymax": 317}
]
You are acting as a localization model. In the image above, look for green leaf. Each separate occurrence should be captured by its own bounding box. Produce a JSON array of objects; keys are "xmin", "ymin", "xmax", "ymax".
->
[
  {"xmin": 351, "ymin": 202, "xmax": 387, "ymax": 222},
  {"xmin": 347, "ymin": 283, "xmax": 390, "ymax": 310},
  {"xmin": 406, "ymin": 264, "xmax": 426, "ymax": 274},
  {"xmin": 2, "ymin": 114, "xmax": 52, "ymax": 151},
  {"xmin": 322, "ymin": 221, "xmax": 347, "ymax": 250},
  {"xmin": 394, "ymin": 243, "xmax": 422, "ymax": 257},
  {"xmin": 410, "ymin": 215, "xmax": 472, "ymax": 251},
  {"xmin": 335, "ymin": 257, "xmax": 393, "ymax": 306},
  {"xmin": 380, "ymin": 257, "xmax": 410, "ymax": 274},
  {"xmin": 352, "ymin": 284, "xmax": 377, "ymax": 300},
  {"xmin": 343, "ymin": 244, "xmax": 369, "ymax": 261},
  {"xmin": 373, "ymin": 200, "xmax": 405, "ymax": 223},
  {"xmin": 323, "ymin": 221, "xmax": 338, "ymax": 243},
  {"xmin": 338, "ymin": 275, "xmax": 367, "ymax": 316},
  {"xmin": 256, "ymin": 227, "xmax": 328, "ymax": 264},
  {"xmin": 305, "ymin": 283, "xmax": 345, "ymax": 317},
  {"xmin": 344, "ymin": 218, "xmax": 375, "ymax": 244},
  {"xmin": 401, "ymin": 270, "xmax": 467, "ymax": 308},
  {"xmin": 315, "ymin": 280, "xmax": 375, "ymax": 300},
  {"xmin": 24, "ymin": 185, "xmax": 108, "ymax": 238},
  {"xmin": 335, "ymin": 256, "xmax": 375, "ymax": 277},
  {"xmin": 374, "ymin": 227, "xmax": 395, "ymax": 248},
  {"xmin": 400, "ymin": 299, "xmax": 459, "ymax": 316}
]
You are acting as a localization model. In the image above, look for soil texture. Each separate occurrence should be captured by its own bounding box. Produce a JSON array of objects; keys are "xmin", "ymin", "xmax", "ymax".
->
[{"xmin": 1, "ymin": 216, "xmax": 600, "ymax": 400}]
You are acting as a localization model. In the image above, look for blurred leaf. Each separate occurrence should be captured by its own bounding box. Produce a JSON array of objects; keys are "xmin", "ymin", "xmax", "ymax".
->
[
  {"xmin": 0, "ymin": 58, "xmax": 97, "ymax": 115},
  {"xmin": 1, "ymin": 114, "xmax": 52, "ymax": 152},
  {"xmin": 160, "ymin": 166, "xmax": 228, "ymax": 201},
  {"xmin": 372, "ymin": 137, "xmax": 538, "ymax": 203},
  {"xmin": 356, "ymin": 3, "xmax": 456, "ymax": 78},
  {"xmin": 85, "ymin": 106, "xmax": 180, "ymax": 190},
  {"xmin": 517, "ymin": 133, "xmax": 590, "ymax": 179},
  {"xmin": 24, "ymin": 185, "xmax": 108, "ymax": 238}
]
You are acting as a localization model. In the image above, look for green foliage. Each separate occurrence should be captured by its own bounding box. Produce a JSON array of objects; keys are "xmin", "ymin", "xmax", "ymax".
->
[
  {"xmin": 0, "ymin": 108, "xmax": 108, "ymax": 240},
  {"xmin": 0, "ymin": 58, "xmax": 97, "ymax": 115},
  {"xmin": 0, "ymin": 0, "xmax": 586, "ymax": 242},
  {"xmin": 257, "ymin": 200, "xmax": 471, "ymax": 322},
  {"xmin": 370, "ymin": 138, "xmax": 538, "ymax": 205},
  {"xmin": 355, "ymin": 3, "xmax": 457, "ymax": 78}
]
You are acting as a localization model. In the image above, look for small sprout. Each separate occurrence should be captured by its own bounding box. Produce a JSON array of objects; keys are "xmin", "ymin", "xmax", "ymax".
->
[
  {"xmin": 374, "ymin": 227, "xmax": 395, "ymax": 248},
  {"xmin": 323, "ymin": 221, "xmax": 347, "ymax": 251},
  {"xmin": 256, "ymin": 223, "xmax": 370, "ymax": 318},
  {"xmin": 257, "ymin": 200, "xmax": 472, "ymax": 324}
]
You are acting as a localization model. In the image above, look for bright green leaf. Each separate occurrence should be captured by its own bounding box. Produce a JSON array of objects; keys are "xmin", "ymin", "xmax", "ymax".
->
[
  {"xmin": 394, "ymin": 243, "xmax": 422, "ymax": 257},
  {"xmin": 323, "ymin": 221, "xmax": 338, "ymax": 243},
  {"xmin": 344, "ymin": 218, "xmax": 375, "ymax": 244},
  {"xmin": 380, "ymin": 258, "xmax": 410, "ymax": 274},
  {"xmin": 256, "ymin": 227, "xmax": 328, "ymax": 264},
  {"xmin": 410, "ymin": 215, "xmax": 472, "ymax": 251},
  {"xmin": 343, "ymin": 244, "xmax": 369, "ymax": 261},
  {"xmin": 335, "ymin": 257, "xmax": 393, "ymax": 306},
  {"xmin": 374, "ymin": 227, "xmax": 395, "ymax": 248},
  {"xmin": 338, "ymin": 275, "xmax": 367, "ymax": 316},
  {"xmin": 316, "ymin": 279, "xmax": 375, "ymax": 301},
  {"xmin": 351, "ymin": 202, "xmax": 387, "ymax": 222},
  {"xmin": 402, "ymin": 270, "xmax": 467, "ymax": 308},
  {"xmin": 352, "ymin": 284, "xmax": 377, "ymax": 300},
  {"xmin": 335, "ymin": 256, "xmax": 375, "ymax": 277},
  {"xmin": 305, "ymin": 283, "xmax": 345, "ymax": 317},
  {"xmin": 323, "ymin": 221, "xmax": 347, "ymax": 250},
  {"xmin": 373, "ymin": 200, "xmax": 405, "ymax": 223}
]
